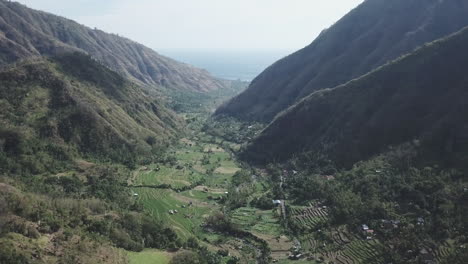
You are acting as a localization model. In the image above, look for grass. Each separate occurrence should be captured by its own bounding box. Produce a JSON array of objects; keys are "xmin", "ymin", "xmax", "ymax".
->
[
  {"xmin": 180, "ymin": 189, "xmax": 224, "ymax": 202},
  {"xmin": 130, "ymin": 133, "xmax": 251, "ymax": 258},
  {"xmin": 127, "ymin": 249, "xmax": 171, "ymax": 264},
  {"xmin": 230, "ymin": 207, "xmax": 282, "ymax": 236},
  {"xmin": 132, "ymin": 137, "xmax": 240, "ymax": 189},
  {"xmin": 133, "ymin": 188, "xmax": 215, "ymax": 240},
  {"xmin": 135, "ymin": 164, "xmax": 203, "ymax": 188},
  {"xmin": 135, "ymin": 138, "xmax": 240, "ymax": 190},
  {"xmin": 277, "ymin": 260, "xmax": 318, "ymax": 264}
]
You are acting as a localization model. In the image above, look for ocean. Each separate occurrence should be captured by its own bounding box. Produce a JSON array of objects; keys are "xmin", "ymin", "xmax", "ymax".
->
[{"xmin": 159, "ymin": 50, "xmax": 292, "ymax": 82}]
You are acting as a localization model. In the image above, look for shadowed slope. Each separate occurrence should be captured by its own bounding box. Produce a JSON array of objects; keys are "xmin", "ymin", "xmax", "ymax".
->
[
  {"xmin": 216, "ymin": 0, "xmax": 468, "ymax": 122},
  {"xmin": 243, "ymin": 27, "xmax": 468, "ymax": 168}
]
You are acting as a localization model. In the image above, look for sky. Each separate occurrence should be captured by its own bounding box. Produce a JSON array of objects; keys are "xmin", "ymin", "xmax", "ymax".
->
[{"xmin": 17, "ymin": 0, "xmax": 363, "ymax": 52}]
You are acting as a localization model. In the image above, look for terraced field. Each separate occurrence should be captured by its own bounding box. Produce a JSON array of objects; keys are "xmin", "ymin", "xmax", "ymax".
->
[
  {"xmin": 132, "ymin": 188, "xmax": 215, "ymax": 240},
  {"xmin": 299, "ymin": 228, "xmax": 383, "ymax": 264},
  {"xmin": 127, "ymin": 249, "xmax": 171, "ymax": 264},
  {"xmin": 133, "ymin": 164, "xmax": 203, "ymax": 188},
  {"xmin": 230, "ymin": 207, "xmax": 298, "ymax": 262},
  {"xmin": 180, "ymin": 188, "xmax": 225, "ymax": 202},
  {"xmin": 432, "ymin": 240, "xmax": 461, "ymax": 262},
  {"xmin": 130, "ymin": 136, "xmax": 240, "ymax": 190},
  {"xmin": 289, "ymin": 201, "xmax": 329, "ymax": 231},
  {"xmin": 230, "ymin": 207, "xmax": 282, "ymax": 236}
]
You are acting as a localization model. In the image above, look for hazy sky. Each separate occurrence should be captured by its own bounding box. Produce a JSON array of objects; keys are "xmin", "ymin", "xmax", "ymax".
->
[{"xmin": 17, "ymin": 0, "xmax": 363, "ymax": 51}]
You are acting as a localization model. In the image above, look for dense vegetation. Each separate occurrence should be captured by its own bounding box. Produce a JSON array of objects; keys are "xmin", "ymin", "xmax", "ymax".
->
[
  {"xmin": 0, "ymin": 52, "xmax": 182, "ymax": 173},
  {"xmin": 222, "ymin": 26, "xmax": 468, "ymax": 264},
  {"xmin": 244, "ymin": 26, "xmax": 468, "ymax": 169},
  {"xmin": 2, "ymin": 0, "xmax": 468, "ymax": 263},
  {"xmin": 0, "ymin": 52, "xmax": 187, "ymax": 263},
  {"xmin": 216, "ymin": 0, "xmax": 468, "ymax": 122},
  {"xmin": 164, "ymin": 79, "xmax": 248, "ymax": 114},
  {"xmin": 277, "ymin": 144, "xmax": 468, "ymax": 263},
  {"xmin": 0, "ymin": 0, "xmax": 224, "ymax": 92}
]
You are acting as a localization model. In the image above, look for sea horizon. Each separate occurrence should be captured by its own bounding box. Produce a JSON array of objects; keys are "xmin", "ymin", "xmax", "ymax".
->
[{"xmin": 159, "ymin": 49, "xmax": 293, "ymax": 81}]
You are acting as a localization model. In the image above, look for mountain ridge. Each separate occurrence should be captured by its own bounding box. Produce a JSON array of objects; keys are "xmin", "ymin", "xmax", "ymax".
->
[
  {"xmin": 216, "ymin": 0, "xmax": 468, "ymax": 122},
  {"xmin": 242, "ymin": 26, "xmax": 468, "ymax": 168},
  {"xmin": 0, "ymin": 0, "xmax": 224, "ymax": 92}
]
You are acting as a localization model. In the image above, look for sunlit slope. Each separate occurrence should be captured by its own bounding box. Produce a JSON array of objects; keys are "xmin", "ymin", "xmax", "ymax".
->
[
  {"xmin": 0, "ymin": 1, "xmax": 224, "ymax": 92},
  {"xmin": 0, "ymin": 52, "xmax": 182, "ymax": 171}
]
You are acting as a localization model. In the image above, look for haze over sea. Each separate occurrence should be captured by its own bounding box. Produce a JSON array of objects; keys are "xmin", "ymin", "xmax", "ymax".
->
[{"xmin": 160, "ymin": 50, "xmax": 291, "ymax": 81}]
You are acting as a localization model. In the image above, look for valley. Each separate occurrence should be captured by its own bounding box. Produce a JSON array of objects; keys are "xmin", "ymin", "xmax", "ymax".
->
[
  {"xmin": 123, "ymin": 114, "xmax": 294, "ymax": 263},
  {"xmin": 1, "ymin": 1, "xmax": 467, "ymax": 264}
]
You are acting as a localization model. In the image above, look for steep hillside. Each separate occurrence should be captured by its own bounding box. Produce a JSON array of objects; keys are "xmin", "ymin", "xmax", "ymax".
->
[
  {"xmin": 0, "ymin": 0, "xmax": 224, "ymax": 92},
  {"xmin": 0, "ymin": 52, "xmax": 182, "ymax": 172},
  {"xmin": 216, "ymin": 0, "xmax": 468, "ymax": 122},
  {"xmin": 243, "ymin": 26, "xmax": 468, "ymax": 168}
]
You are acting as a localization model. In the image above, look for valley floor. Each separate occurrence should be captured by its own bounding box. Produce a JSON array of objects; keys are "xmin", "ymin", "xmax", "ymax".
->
[{"xmin": 124, "ymin": 118, "xmax": 297, "ymax": 263}]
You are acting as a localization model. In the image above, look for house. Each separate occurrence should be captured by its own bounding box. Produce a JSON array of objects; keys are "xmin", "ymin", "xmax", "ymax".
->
[
  {"xmin": 324, "ymin": 175, "xmax": 335, "ymax": 181},
  {"xmin": 288, "ymin": 254, "xmax": 303, "ymax": 260},
  {"xmin": 419, "ymin": 249, "xmax": 436, "ymax": 264},
  {"xmin": 417, "ymin": 217, "xmax": 425, "ymax": 225},
  {"xmin": 362, "ymin": 224, "xmax": 369, "ymax": 231},
  {"xmin": 272, "ymin": 200, "xmax": 282, "ymax": 205}
]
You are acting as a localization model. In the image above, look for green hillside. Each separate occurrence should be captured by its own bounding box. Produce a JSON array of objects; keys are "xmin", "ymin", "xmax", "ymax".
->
[
  {"xmin": 0, "ymin": 1, "xmax": 224, "ymax": 92},
  {"xmin": 243, "ymin": 26, "xmax": 468, "ymax": 169},
  {"xmin": 0, "ymin": 52, "xmax": 182, "ymax": 173},
  {"xmin": 228, "ymin": 27, "xmax": 468, "ymax": 263},
  {"xmin": 216, "ymin": 0, "xmax": 468, "ymax": 122}
]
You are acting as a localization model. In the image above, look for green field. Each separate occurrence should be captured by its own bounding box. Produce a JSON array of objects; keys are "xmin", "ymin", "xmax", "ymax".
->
[
  {"xmin": 127, "ymin": 249, "xmax": 171, "ymax": 264},
  {"xmin": 134, "ymin": 164, "xmax": 203, "ymax": 188},
  {"xmin": 277, "ymin": 260, "xmax": 318, "ymax": 264},
  {"xmin": 132, "ymin": 137, "xmax": 240, "ymax": 189},
  {"xmin": 230, "ymin": 207, "xmax": 282, "ymax": 236},
  {"xmin": 132, "ymin": 188, "xmax": 215, "ymax": 240},
  {"xmin": 180, "ymin": 189, "xmax": 224, "ymax": 202}
]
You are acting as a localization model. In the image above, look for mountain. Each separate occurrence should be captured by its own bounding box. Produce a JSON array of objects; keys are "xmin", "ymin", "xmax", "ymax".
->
[
  {"xmin": 0, "ymin": 0, "xmax": 224, "ymax": 92},
  {"xmin": 216, "ymin": 0, "xmax": 468, "ymax": 122},
  {"xmin": 0, "ymin": 52, "xmax": 182, "ymax": 173},
  {"xmin": 242, "ymin": 26, "xmax": 468, "ymax": 168}
]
